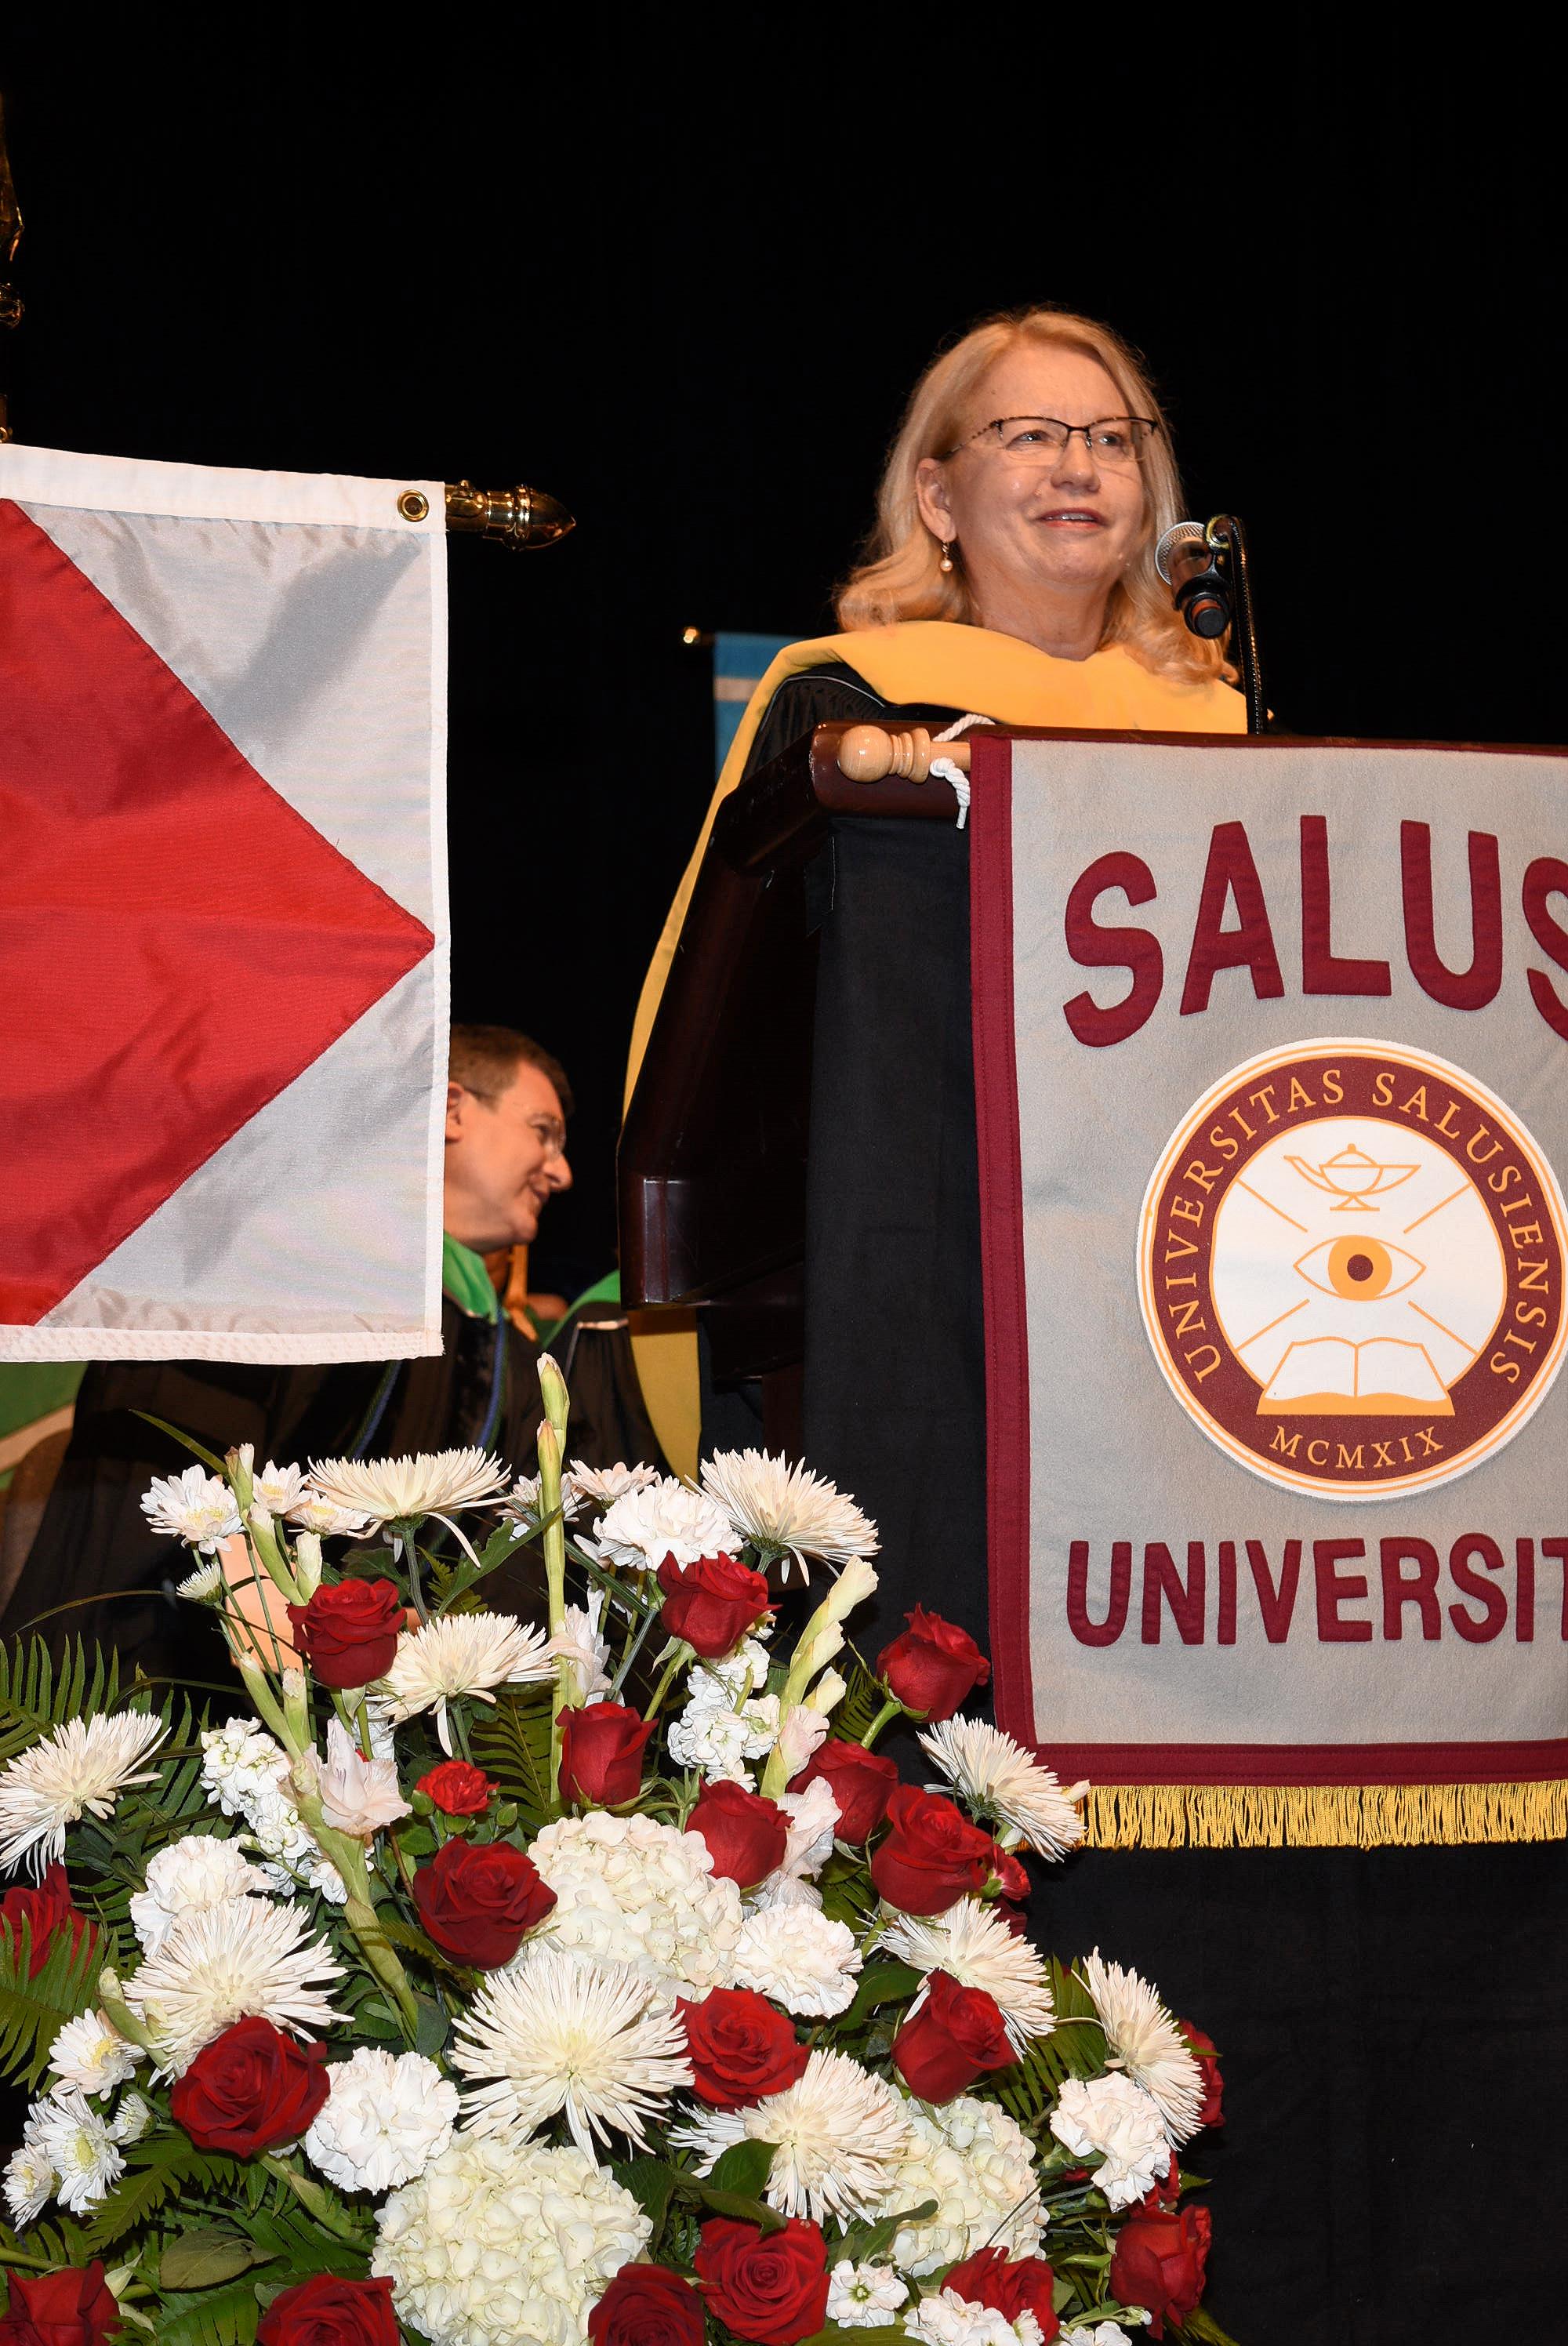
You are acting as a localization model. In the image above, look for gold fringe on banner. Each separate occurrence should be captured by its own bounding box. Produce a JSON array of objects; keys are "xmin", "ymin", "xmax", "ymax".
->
[{"xmin": 1084, "ymin": 1780, "xmax": 1568, "ymax": 1850}]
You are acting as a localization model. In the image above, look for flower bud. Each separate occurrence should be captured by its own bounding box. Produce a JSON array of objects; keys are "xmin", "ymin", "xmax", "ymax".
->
[
  {"xmin": 537, "ymin": 1351, "xmax": 569, "ymax": 1440},
  {"xmin": 293, "ymin": 1530, "xmax": 324, "ymax": 1598}
]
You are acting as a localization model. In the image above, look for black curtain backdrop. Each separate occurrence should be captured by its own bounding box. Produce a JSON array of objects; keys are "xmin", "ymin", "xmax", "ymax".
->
[{"xmin": 2, "ymin": 27, "xmax": 1564, "ymax": 2339}]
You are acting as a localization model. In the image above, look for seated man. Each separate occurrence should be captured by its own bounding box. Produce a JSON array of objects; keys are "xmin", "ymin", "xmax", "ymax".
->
[{"xmin": 2, "ymin": 1024, "xmax": 609, "ymax": 1683}]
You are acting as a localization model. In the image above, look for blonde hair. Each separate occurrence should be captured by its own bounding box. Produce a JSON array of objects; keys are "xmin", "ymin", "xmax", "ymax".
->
[{"xmin": 836, "ymin": 306, "xmax": 1225, "ymax": 684}]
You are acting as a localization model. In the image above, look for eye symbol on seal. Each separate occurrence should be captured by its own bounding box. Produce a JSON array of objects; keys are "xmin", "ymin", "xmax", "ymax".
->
[{"xmin": 1294, "ymin": 1236, "xmax": 1425, "ymax": 1302}]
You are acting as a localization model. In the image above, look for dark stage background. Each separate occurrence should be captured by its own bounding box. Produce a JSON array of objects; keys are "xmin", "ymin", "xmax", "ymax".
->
[{"xmin": 2, "ymin": 30, "xmax": 1565, "ymax": 2344}]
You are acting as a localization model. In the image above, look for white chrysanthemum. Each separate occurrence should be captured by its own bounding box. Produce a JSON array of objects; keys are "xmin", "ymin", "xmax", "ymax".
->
[
  {"xmin": 1049, "ymin": 2072, "xmax": 1169, "ymax": 2210},
  {"xmin": 920, "ymin": 1720, "xmax": 1087, "ymax": 1860},
  {"xmin": 700, "ymin": 1448, "xmax": 880, "ymax": 1580},
  {"xmin": 1079, "ymin": 1951, "xmax": 1205, "ymax": 2143},
  {"xmin": 881, "ymin": 1899, "xmax": 1056, "ymax": 2050},
  {"xmin": 2, "ymin": 2132, "xmax": 54, "ymax": 2225},
  {"xmin": 303, "ymin": 2048, "xmax": 458, "ymax": 2192},
  {"xmin": 564, "ymin": 1458, "xmax": 660, "ymax": 1511},
  {"xmin": 176, "ymin": 1557, "xmax": 227, "ymax": 1603},
  {"xmin": 124, "ymin": 1896, "xmax": 345, "ymax": 2075},
  {"xmin": 198, "ymin": 1720, "xmax": 345, "ymax": 1905},
  {"xmin": 108, "ymin": 2089, "xmax": 152, "ymax": 2144},
  {"xmin": 547, "ymin": 1589, "xmax": 612, "ymax": 1704},
  {"xmin": 383, "ymin": 1612, "xmax": 554, "ymax": 1753},
  {"xmin": 33, "ymin": 2086, "xmax": 123, "ymax": 2213},
  {"xmin": 729, "ymin": 1901, "xmax": 862, "ymax": 2017},
  {"xmin": 303, "ymin": 1718, "xmax": 412, "ymax": 1839},
  {"xmin": 827, "ymin": 2261, "xmax": 909, "ymax": 2327},
  {"xmin": 0, "ymin": 1711, "xmax": 167, "ymax": 1876},
  {"xmin": 590, "ymin": 1477, "xmax": 738, "ymax": 1571},
  {"xmin": 373, "ymin": 2131, "xmax": 650, "ymax": 2346},
  {"xmin": 453, "ymin": 1946, "xmax": 691, "ymax": 2156},
  {"xmin": 529, "ymin": 1811, "xmax": 742, "ymax": 1996},
  {"xmin": 47, "ymin": 2010, "xmax": 139, "ymax": 2097},
  {"xmin": 890, "ymin": 2095, "xmax": 1044, "ymax": 2274},
  {"xmin": 140, "ymin": 1463, "xmax": 241, "ymax": 1552},
  {"xmin": 675, "ymin": 2048, "xmax": 913, "ymax": 2222},
  {"xmin": 285, "ymin": 1492, "xmax": 371, "ymax": 1538},
  {"xmin": 250, "ymin": 1460, "xmax": 308, "ymax": 1513},
  {"xmin": 307, "ymin": 1447, "xmax": 510, "ymax": 1531},
  {"xmin": 906, "ymin": 2288, "xmax": 1045, "ymax": 2345},
  {"xmin": 129, "ymin": 1832, "xmax": 270, "ymax": 1953}
]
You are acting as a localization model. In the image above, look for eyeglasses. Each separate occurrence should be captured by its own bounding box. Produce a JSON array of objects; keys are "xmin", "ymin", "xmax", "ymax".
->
[
  {"xmin": 944, "ymin": 415, "xmax": 1159, "ymax": 469},
  {"xmin": 527, "ymin": 1115, "xmax": 568, "ymax": 1160}
]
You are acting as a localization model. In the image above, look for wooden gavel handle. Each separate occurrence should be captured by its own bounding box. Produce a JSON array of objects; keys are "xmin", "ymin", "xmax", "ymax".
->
[{"xmin": 837, "ymin": 724, "xmax": 974, "ymax": 783}]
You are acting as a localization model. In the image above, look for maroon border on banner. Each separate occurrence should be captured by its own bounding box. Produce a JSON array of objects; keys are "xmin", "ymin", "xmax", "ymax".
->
[
  {"xmin": 964, "ymin": 728, "xmax": 1567, "ymax": 1795},
  {"xmin": 967, "ymin": 732, "xmax": 1038, "ymax": 1752}
]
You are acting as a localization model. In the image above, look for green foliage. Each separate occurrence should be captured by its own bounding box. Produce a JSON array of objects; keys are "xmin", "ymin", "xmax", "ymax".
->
[
  {"xmin": 1175, "ymin": 2310, "xmax": 1243, "ymax": 2346},
  {"xmin": 831, "ymin": 2199, "xmax": 938, "ymax": 2267},
  {"xmin": 828, "ymin": 1654, "xmax": 886, "ymax": 1743},
  {"xmin": 468, "ymin": 1688, "xmax": 555, "ymax": 1830},
  {"xmin": 0, "ymin": 1636, "xmax": 124, "ymax": 1765},
  {"xmin": 982, "ymin": 1954, "xmax": 1103, "ymax": 2128},
  {"xmin": 838, "ymin": 1959, "xmax": 920, "ymax": 2033},
  {"xmin": 612, "ymin": 2153, "xmax": 676, "ymax": 2250},
  {"xmin": 0, "ymin": 1908, "xmax": 101, "ymax": 2089},
  {"xmin": 706, "ymin": 2140, "xmax": 775, "ymax": 2199},
  {"xmin": 83, "ymin": 2139, "xmax": 245, "ymax": 2253}
]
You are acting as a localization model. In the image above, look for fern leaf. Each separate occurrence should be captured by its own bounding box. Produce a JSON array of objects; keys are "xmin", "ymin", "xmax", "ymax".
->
[
  {"xmin": 469, "ymin": 1690, "xmax": 555, "ymax": 1828},
  {"xmin": 0, "ymin": 1908, "xmax": 102, "ymax": 2089},
  {"xmin": 0, "ymin": 1638, "xmax": 124, "ymax": 1765}
]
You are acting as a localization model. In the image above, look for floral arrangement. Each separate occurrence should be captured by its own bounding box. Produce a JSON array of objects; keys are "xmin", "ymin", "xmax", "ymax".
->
[{"xmin": 0, "ymin": 1356, "xmax": 1234, "ymax": 2346}]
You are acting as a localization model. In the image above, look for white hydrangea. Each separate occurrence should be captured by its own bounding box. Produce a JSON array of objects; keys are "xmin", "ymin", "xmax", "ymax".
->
[
  {"xmin": 590, "ymin": 1478, "xmax": 738, "ymax": 1571},
  {"xmin": 906, "ymin": 2289, "xmax": 1044, "ymax": 2345},
  {"xmin": 528, "ymin": 1810, "xmax": 743, "ymax": 1997},
  {"xmin": 1049, "ymin": 2073, "xmax": 1169, "ymax": 2211},
  {"xmin": 46, "ymin": 2011, "xmax": 139, "ymax": 2097},
  {"xmin": 827, "ymin": 2260, "xmax": 909, "ymax": 2326},
  {"xmin": 729, "ymin": 1901, "xmax": 862, "ymax": 2016},
  {"xmin": 373, "ymin": 2131, "xmax": 650, "ymax": 2346},
  {"xmin": 129, "ymin": 1832, "xmax": 271, "ymax": 1952},
  {"xmin": 890, "ymin": 2094, "xmax": 1044, "ymax": 2275},
  {"xmin": 303, "ymin": 2048, "xmax": 459, "ymax": 2192},
  {"xmin": 199, "ymin": 1717, "xmax": 346, "ymax": 1905}
]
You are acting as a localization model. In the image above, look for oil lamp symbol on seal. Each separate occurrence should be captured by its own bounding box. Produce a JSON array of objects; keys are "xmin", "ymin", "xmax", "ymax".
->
[{"xmin": 1282, "ymin": 1140, "xmax": 1417, "ymax": 1212}]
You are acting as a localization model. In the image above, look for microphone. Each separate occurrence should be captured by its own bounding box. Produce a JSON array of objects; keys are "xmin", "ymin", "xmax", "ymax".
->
[{"xmin": 1155, "ymin": 520, "xmax": 1231, "ymax": 638}]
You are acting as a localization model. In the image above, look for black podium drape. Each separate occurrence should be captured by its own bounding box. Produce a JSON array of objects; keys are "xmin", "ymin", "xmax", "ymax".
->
[{"xmin": 800, "ymin": 812, "xmax": 1566, "ymax": 2346}]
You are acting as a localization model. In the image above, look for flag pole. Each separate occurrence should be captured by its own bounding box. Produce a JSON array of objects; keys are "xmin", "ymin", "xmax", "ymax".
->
[{"xmin": 0, "ymin": 93, "xmax": 22, "ymax": 443}]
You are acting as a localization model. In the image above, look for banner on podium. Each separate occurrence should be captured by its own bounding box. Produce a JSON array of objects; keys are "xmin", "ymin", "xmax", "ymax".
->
[{"xmin": 967, "ymin": 728, "xmax": 1568, "ymax": 1844}]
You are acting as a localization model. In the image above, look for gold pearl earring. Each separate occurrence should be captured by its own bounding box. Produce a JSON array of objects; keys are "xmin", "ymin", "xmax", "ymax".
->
[{"xmin": 938, "ymin": 539, "xmax": 955, "ymax": 573}]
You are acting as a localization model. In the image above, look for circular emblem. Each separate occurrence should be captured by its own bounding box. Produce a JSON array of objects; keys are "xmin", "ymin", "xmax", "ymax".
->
[{"xmin": 1137, "ymin": 1039, "xmax": 1566, "ymax": 1497}]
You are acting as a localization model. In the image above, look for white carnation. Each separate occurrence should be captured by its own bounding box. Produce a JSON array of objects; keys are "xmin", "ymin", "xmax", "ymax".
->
[
  {"xmin": 590, "ymin": 1477, "xmax": 737, "ymax": 1571},
  {"xmin": 906, "ymin": 2288, "xmax": 1044, "ymax": 2345},
  {"xmin": 1049, "ymin": 2072, "xmax": 1170, "ymax": 2210},
  {"xmin": 891, "ymin": 2094, "xmax": 1044, "ymax": 2274},
  {"xmin": 529, "ymin": 1810, "xmax": 743, "ymax": 1996},
  {"xmin": 729, "ymin": 1901, "xmax": 862, "ymax": 2016},
  {"xmin": 373, "ymin": 2131, "xmax": 650, "ymax": 2346},
  {"xmin": 129, "ymin": 1832, "xmax": 270, "ymax": 1952},
  {"xmin": 302, "ymin": 1718, "xmax": 411, "ymax": 1840},
  {"xmin": 47, "ymin": 2010, "xmax": 139, "ymax": 2097},
  {"xmin": 304, "ymin": 2048, "xmax": 458, "ymax": 2192}
]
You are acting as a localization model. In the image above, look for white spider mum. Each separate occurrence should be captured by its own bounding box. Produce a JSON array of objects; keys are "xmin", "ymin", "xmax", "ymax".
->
[
  {"xmin": 0, "ymin": 1711, "xmax": 166, "ymax": 1876},
  {"xmin": 1080, "ymin": 1950, "xmax": 1205, "ymax": 2143},
  {"xmin": 47, "ymin": 2010, "xmax": 139, "ymax": 2097},
  {"xmin": 129, "ymin": 1832, "xmax": 270, "ymax": 1953},
  {"xmin": 140, "ymin": 1464, "xmax": 241, "ymax": 1552},
  {"xmin": 1049, "ymin": 2072, "xmax": 1169, "ymax": 2210},
  {"xmin": 175, "ymin": 1557, "xmax": 227, "ymax": 1603},
  {"xmin": 529, "ymin": 1810, "xmax": 743, "ymax": 1997},
  {"xmin": 123, "ymin": 1896, "xmax": 345, "ymax": 2075},
  {"xmin": 303, "ymin": 2047, "xmax": 459, "ymax": 2192},
  {"xmin": 699, "ymin": 1449, "xmax": 880, "ymax": 1581},
  {"xmin": 382, "ymin": 1612, "xmax": 554, "ymax": 1753},
  {"xmin": 564, "ymin": 1458, "xmax": 661, "ymax": 1510},
  {"xmin": 673, "ymin": 2048, "xmax": 913, "ymax": 2223},
  {"xmin": 306, "ymin": 1447, "xmax": 510, "ymax": 1531},
  {"xmin": 32, "ymin": 2086, "xmax": 124, "ymax": 2213},
  {"xmin": 452, "ymin": 1946, "xmax": 691, "ymax": 2158},
  {"xmin": 590, "ymin": 1477, "xmax": 738, "ymax": 1571},
  {"xmin": 827, "ymin": 2261, "xmax": 909, "ymax": 2328},
  {"xmin": 729, "ymin": 1901, "xmax": 862, "ymax": 2017},
  {"xmin": 890, "ymin": 2095, "xmax": 1044, "ymax": 2274},
  {"xmin": 880, "ymin": 1898, "xmax": 1056, "ymax": 2050},
  {"xmin": 303, "ymin": 1718, "xmax": 412, "ymax": 1839},
  {"xmin": 919, "ymin": 1721, "xmax": 1087, "ymax": 1860}
]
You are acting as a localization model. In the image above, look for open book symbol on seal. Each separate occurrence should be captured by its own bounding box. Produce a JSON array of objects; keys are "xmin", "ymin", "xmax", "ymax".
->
[{"xmin": 1283, "ymin": 1141, "xmax": 1418, "ymax": 1212}]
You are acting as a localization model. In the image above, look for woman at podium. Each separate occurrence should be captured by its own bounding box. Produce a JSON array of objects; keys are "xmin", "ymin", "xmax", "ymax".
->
[{"xmin": 629, "ymin": 304, "xmax": 1245, "ymax": 1479}]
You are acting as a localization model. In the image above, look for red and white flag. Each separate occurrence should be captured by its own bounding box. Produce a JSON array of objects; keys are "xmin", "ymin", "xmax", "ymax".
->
[{"xmin": 0, "ymin": 442, "xmax": 448, "ymax": 1363}]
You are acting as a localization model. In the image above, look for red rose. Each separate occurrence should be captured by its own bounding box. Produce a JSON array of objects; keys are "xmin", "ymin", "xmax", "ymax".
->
[
  {"xmin": 657, "ymin": 1552, "xmax": 771, "ymax": 1658},
  {"xmin": 946, "ymin": 2245, "xmax": 1060, "ymax": 2338},
  {"xmin": 892, "ymin": 1969, "xmax": 1017, "ymax": 2101},
  {"xmin": 285, "ymin": 1577, "xmax": 405, "ymax": 1689},
  {"xmin": 869, "ymin": 1785, "xmax": 996, "ymax": 1915},
  {"xmin": 989, "ymin": 1844, "xmax": 1031, "ymax": 1903},
  {"xmin": 1181, "ymin": 2020, "xmax": 1224, "ymax": 2128},
  {"xmin": 686, "ymin": 1781, "xmax": 789, "ymax": 1888},
  {"xmin": 876, "ymin": 1607, "xmax": 989, "ymax": 1720},
  {"xmin": 694, "ymin": 2217, "xmax": 829, "ymax": 2346},
  {"xmin": 169, "ymin": 2016, "xmax": 328, "ymax": 2157},
  {"xmin": 0, "ymin": 1862, "xmax": 96, "ymax": 1980},
  {"xmin": 418, "ymin": 1760, "xmax": 494, "ymax": 1816},
  {"xmin": 589, "ymin": 2262, "xmax": 706, "ymax": 2346},
  {"xmin": 1109, "ymin": 2205, "xmax": 1212, "ymax": 2341},
  {"xmin": 786, "ymin": 1740, "xmax": 898, "ymax": 1843},
  {"xmin": 559, "ymin": 1702, "xmax": 655, "ymax": 1807},
  {"xmin": 412, "ymin": 1836, "xmax": 556, "ymax": 1967},
  {"xmin": 0, "ymin": 2261, "xmax": 120, "ymax": 2344},
  {"xmin": 677, "ymin": 1988, "xmax": 810, "ymax": 2109},
  {"xmin": 256, "ymin": 2274, "xmax": 399, "ymax": 2345}
]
